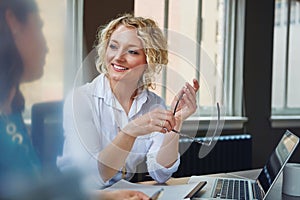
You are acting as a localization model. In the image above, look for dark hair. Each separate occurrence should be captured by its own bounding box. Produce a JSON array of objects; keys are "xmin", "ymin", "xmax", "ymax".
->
[{"xmin": 0, "ymin": 0, "xmax": 38, "ymax": 112}]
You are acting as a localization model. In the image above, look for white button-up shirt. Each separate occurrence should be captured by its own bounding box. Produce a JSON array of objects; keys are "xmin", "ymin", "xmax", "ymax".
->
[{"xmin": 57, "ymin": 74, "xmax": 180, "ymax": 188}]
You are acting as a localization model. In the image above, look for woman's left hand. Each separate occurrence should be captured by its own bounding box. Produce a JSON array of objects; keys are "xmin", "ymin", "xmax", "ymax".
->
[{"xmin": 171, "ymin": 79, "xmax": 199, "ymax": 123}]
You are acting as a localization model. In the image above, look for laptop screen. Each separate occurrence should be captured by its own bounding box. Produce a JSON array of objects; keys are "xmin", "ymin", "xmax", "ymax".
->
[{"xmin": 257, "ymin": 130, "xmax": 299, "ymax": 194}]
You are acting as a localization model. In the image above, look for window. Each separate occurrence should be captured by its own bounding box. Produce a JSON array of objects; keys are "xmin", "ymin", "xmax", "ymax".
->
[
  {"xmin": 135, "ymin": 0, "xmax": 246, "ymax": 129},
  {"xmin": 20, "ymin": 0, "xmax": 83, "ymax": 121},
  {"xmin": 272, "ymin": 0, "xmax": 300, "ymax": 119}
]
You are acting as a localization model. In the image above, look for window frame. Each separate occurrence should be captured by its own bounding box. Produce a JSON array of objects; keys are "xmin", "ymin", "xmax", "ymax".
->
[
  {"xmin": 154, "ymin": 0, "xmax": 247, "ymax": 132},
  {"xmin": 271, "ymin": 0, "xmax": 300, "ymax": 128}
]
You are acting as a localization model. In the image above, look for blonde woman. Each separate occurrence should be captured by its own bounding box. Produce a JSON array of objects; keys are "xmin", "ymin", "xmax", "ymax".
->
[{"xmin": 57, "ymin": 14, "xmax": 199, "ymax": 188}]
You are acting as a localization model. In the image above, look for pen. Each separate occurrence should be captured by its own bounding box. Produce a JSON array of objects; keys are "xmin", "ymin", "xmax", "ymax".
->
[
  {"xmin": 173, "ymin": 93, "xmax": 184, "ymax": 115},
  {"xmin": 150, "ymin": 188, "xmax": 164, "ymax": 200}
]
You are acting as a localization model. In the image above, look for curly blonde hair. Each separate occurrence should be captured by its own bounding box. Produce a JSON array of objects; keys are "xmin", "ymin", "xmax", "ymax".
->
[{"xmin": 95, "ymin": 13, "xmax": 168, "ymax": 89}]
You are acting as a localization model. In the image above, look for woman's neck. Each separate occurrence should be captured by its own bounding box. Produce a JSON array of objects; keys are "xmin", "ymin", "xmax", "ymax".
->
[
  {"xmin": 0, "ymin": 87, "xmax": 16, "ymax": 115},
  {"xmin": 109, "ymin": 79, "xmax": 139, "ymax": 114}
]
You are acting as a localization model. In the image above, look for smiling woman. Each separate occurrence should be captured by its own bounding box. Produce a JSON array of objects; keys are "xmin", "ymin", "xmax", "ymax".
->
[
  {"xmin": 57, "ymin": 13, "xmax": 199, "ymax": 188},
  {"xmin": 105, "ymin": 25, "xmax": 148, "ymax": 96}
]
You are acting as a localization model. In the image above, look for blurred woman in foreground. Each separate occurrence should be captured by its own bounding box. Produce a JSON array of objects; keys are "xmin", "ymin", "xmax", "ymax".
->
[{"xmin": 0, "ymin": 0, "xmax": 148, "ymax": 199}]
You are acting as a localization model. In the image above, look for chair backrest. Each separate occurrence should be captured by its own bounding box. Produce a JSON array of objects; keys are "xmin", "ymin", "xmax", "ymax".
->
[{"xmin": 31, "ymin": 100, "xmax": 64, "ymax": 174}]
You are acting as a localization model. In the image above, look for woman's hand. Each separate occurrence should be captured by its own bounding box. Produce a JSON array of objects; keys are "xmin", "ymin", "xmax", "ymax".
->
[
  {"xmin": 121, "ymin": 79, "xmax": 199, "ymax": 137},
  {"xmin": 122, "ymin": 108, "xmax": 176, "ymax": 137},
  {"xmin": 171, "ymin": 79, "xmax": 199, "ymax": 124},
  {"xmin": 94, "ymin": 190, "xmax": 150, "ymax": 200}
]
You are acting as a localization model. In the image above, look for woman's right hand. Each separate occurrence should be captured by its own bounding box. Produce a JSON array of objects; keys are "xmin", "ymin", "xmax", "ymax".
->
[
  {"xmin": 94, "ymin": 190, "xmax": 150, "ymax": 200},
  {"xmin": 121, "ymin": 108, "xmax": 176, "ymax": 137}
]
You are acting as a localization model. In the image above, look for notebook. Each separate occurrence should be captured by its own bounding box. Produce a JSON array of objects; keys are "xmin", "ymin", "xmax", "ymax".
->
[{"xmin": 189, "ymin": 130, "xmax": 299, "ymax": 200}]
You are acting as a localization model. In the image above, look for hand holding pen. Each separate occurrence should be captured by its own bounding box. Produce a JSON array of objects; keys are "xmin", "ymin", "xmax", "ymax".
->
[
  {"xmin": 171, "ymin": 79, "xmax": 221, "ymax": 146},
  {"xmin": 150, "ymin": 188, "xmax": 164, "ymax": 200},
  {"xmin": 121, "ymin": 79, "xmax": 198, "ymax": 137},
  {"xmin": 172, "ymin": 79, "xmax": 199, "ymax": 125}
]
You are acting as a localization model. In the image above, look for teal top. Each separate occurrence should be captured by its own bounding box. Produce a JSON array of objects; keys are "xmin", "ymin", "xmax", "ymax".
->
[{"xmin": 0, "ymin": 112, "xmax": 41, "ymax": 183}]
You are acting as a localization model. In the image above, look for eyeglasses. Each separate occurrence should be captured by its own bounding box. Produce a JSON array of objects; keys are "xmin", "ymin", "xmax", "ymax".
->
[{"xmin": 172, "ymin": 96, "xmax": 220, "ymax": 146}]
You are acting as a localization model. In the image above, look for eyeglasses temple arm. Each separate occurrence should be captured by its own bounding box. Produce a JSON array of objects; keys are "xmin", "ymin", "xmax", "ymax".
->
[{"xmin": 172, "ymin": 102, "xmax": 221, "ymax": 146}]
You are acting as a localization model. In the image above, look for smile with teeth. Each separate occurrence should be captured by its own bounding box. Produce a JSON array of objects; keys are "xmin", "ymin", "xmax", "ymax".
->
[{"xmin": 112, "ymin": 64, "xmax": 129, "ymax": 71}]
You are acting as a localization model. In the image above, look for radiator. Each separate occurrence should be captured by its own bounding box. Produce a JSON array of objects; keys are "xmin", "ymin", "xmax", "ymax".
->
[{"xmin": 173, "ymin": 134, "xmax": 252, "ymax": 178}]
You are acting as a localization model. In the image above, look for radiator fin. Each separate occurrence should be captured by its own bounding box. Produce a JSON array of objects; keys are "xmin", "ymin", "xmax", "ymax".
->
[{"xmin": 173, "ymin": 134, "xmax": 252, "ymax": 178}]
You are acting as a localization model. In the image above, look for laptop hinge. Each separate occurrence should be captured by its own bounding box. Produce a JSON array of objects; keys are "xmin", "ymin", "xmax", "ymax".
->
[{"xmin": 256, "ymin": 180, "xmax": 266, "ymax": 198}]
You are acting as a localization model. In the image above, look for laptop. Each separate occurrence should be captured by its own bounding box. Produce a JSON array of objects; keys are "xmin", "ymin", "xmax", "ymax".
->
[{"xmin": 190, "ymin": 130, "xmax": 299, "ymax": 200}]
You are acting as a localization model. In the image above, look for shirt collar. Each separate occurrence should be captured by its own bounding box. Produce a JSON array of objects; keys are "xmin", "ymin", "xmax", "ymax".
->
[{"xmin": 91, "ymin": 74, "xmax": 148, "ymax": 113}]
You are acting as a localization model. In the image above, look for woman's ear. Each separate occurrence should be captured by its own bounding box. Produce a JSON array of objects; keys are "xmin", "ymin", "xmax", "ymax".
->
[{"xmin": 5, "ymin": 9, "xmax": 21, "ymax": 36}]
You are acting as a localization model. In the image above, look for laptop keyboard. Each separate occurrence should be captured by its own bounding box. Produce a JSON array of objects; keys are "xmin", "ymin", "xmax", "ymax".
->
[{"xmin": 213, "ymin": 178, "xmax": 250, "ymax": 200}]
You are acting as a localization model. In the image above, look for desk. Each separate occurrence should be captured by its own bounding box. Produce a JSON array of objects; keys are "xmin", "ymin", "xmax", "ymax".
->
[{"xmin": 140, "ymin": 169, "xmax": 300, "ymax": 200}]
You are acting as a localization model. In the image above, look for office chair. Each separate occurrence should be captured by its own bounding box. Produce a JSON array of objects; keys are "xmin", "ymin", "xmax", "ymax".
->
[{"xmin": 31, "ymin": 100, "xmax": 64, "ymax": 174}]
